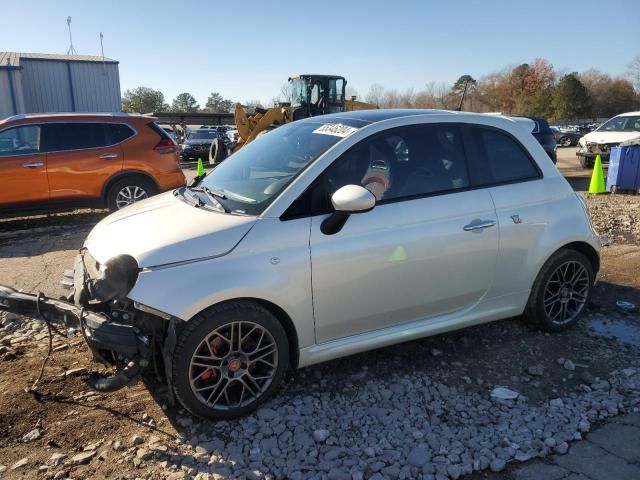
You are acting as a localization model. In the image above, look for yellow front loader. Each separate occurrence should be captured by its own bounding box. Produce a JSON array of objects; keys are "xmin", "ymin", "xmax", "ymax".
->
[{"xmin": 210, "ymin": 74, "xmax": 375, "ymax": 164}]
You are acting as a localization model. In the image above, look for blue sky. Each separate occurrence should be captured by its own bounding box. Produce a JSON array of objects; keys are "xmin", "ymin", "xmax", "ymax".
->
[{"xmin": 2, "ymin": 0, "xmax": 638, "ymax": 105}]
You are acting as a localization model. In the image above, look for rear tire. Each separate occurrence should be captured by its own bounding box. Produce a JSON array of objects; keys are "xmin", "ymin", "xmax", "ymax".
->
[
  {"xmin": 106, "ymin": 177, "xmax": 155, "ymax": 212},
  {"xmin": 525, "ymin": 249, "xmax": 594, "ymax": 332},
  {"xmin": 172, "ymin": 301, "xmax": 289, "ymax": 420}
]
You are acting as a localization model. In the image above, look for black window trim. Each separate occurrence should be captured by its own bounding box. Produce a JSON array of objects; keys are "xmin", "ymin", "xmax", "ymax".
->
[
  {"xmin": 0, "ymin": 121, "xmax": 138, "ymax": 156},
  {"xmin": 281, "ymin": 121, "xmax": 544, "ymax": 221}
]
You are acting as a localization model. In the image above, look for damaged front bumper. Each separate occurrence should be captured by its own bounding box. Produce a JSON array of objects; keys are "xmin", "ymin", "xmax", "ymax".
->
[{"xmin": 0, "ymin": 250, "xmax": 172, "ymax": 393}]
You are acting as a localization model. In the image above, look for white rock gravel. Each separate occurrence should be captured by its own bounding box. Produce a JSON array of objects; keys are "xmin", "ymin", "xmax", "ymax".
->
[{"xmin": 144, "ymin": 366, "xmax": 640, "ymax": 480}]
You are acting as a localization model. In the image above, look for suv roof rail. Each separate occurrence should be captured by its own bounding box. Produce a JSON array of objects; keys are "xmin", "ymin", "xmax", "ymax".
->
[{"xmin": 3, "ymin": 113, "xmax": 27, "ymax": 122}]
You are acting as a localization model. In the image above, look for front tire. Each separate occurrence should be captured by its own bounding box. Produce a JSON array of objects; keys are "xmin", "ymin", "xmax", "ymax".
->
[
  {"xmin": 525, "ymin": 249, "xmax": 594, "ymax": 332},
  {"xmin": 172, "ymin": 301, "xmax": 289, "ymax": 419}
]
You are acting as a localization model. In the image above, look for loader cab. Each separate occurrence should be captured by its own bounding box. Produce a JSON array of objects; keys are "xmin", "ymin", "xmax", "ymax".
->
[{"xmin": 289, "ymin": 74, "xmax": 346, "ymax": 121}]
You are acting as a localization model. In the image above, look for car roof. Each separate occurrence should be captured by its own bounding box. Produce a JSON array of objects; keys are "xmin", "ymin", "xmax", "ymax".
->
[
  {"xmin": 298, "ymin": 109, "xmax": 453, "ymax": 127},
  {"xmin": 0, "ymin": 112, "xmax": 152, "ymax": 126},
  {"xmin": 616, "ymin": 111, "xmax": 640, "ymax": 117},
  {"xmin": 299, "ymin": 109, "xmax": 540, "ymax": 133}
]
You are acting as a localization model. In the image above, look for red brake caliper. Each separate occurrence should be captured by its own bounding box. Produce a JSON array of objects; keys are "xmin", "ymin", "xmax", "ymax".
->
[{"xmin": 201, "ymin": 337, "xmax": 225, "ymax": 381}]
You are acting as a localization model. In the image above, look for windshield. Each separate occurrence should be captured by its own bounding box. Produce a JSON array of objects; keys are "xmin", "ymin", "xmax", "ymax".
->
[
  {"xmin": 290, "ymin": 79, "xmax": 307, "ymax": 108},
  {"xmin": 597, "ymin": 115, "xmax": 640, "ymax": 132},
  {"xmin": 190, "ymin": 130, "xmax": 217, "ymax": 140},
  {"xmin": 198, "ymin": 121, "xmax": 358, "ymax": 215}
]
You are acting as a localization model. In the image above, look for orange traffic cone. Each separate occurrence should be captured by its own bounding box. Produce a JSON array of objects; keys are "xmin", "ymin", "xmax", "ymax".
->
[{"xmin": 588, "ymin": 155, "xmax": 605, "ymax": 194}]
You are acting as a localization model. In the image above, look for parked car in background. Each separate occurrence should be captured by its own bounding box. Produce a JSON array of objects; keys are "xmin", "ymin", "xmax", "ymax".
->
[
  {"xmin": 181, "ymin": 127, "xmax": 227, "ymax": 163},
  {"xmin": 0, "ymin": 110, "xmax": 600, "ymax": 419},
  {"xmin": 0, "ymin": 113, "xmax": 185, "ymax": 214},
  {"xmin": 524, "ymin": 116, "xmax": 557, "ymax": 163},
  {"xmin": 550, "ymin": 126, "xmax": 581, "ymax": 147},
  {"xmin": 577, "ymin": 111, "xmax": 640, "ymax": 168}
]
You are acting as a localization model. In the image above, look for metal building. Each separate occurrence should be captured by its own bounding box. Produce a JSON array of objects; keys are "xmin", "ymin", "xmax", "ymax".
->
[{"xmin": 0, "ymin": 52, "xmax": 121, "ymax": 119}]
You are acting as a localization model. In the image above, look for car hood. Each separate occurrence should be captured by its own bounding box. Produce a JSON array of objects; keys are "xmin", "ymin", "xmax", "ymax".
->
[
  {"xmin": 85, "ymin": 191, "xmax": 257, "ymax": 268},
  {"xmin": 581, "ymin": 131, "xmax": 640, "ymax": 145}
]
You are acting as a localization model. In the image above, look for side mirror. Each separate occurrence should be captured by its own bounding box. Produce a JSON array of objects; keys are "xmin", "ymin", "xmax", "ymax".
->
[{"xmin": 321, "ymin": 185, "xmax": 375, "ymax": 235}]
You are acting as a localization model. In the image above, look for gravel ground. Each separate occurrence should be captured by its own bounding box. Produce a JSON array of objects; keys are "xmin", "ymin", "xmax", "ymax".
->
[
  {"xmin": 583, "ymin": 193, "xmax": 640, "ymax": 244},
  {"xmin": 0, "ymin": 159, "xmax": 639, "ymax": 479}
]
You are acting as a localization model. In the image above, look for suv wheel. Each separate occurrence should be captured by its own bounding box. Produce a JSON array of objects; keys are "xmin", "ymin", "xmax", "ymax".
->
[
  {"xmin": 107, "ymin": 178, "xmax": 154, "ymax": 211},
  {"xmin": 526, "ymin": 249, "xmax": 594, "ymax": 332},
  {"xmin": 172, "ymin": 301, "xmax": 289, "ymax": 419},
  {"xmin": 560, "ymin": 136, "xmax": 572, "ymax": 147}
]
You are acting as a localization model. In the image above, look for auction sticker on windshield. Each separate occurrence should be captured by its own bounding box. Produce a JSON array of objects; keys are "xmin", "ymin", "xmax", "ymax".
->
[{"xmin": 313, "ymin": 123, "xmax": 359, "ymax": 138}]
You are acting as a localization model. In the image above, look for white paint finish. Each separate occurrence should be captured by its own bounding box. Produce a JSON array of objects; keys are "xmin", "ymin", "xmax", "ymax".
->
[
  {"xmin": 310, "ymin": 189, "xmax": 498, "ymax": 343},
  {"xmin": 86, "ymin": 191, "xmax": 256, "ymax": 267},
  {"xmin": 83, "ymin": 110, "xmax": 600, "ymax": 368},
  {"xmin": 127, "ymin": 216, "xmax": 317, "ymax": 348}
]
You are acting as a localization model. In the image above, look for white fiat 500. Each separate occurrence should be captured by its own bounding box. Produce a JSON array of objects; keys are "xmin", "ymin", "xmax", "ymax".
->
[{"xmin": 0, "ymin": 110, "xmax": 600, "ymax": 419}]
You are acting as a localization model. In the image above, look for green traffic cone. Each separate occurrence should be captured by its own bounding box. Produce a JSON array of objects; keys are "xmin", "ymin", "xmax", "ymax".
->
[
  {"xmin": 197, "ymin": 158, "xmax": 204, "ymax": 177},
  {"xmin": 588, "ymin": 155, "xmax": 605, "ymax": 194}
]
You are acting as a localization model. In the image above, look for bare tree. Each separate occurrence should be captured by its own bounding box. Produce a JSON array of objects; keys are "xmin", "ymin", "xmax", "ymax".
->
[
  {"xmin": 365, "ymin": 83, "xmax": 385, "ymax": 107},
  {"xmin": 628, "ymin": 56, "xmax": 640, "ymax": 93},
  {"xmin": 346, "ymin": 86, "xmax": 359, "ymax": 100}
]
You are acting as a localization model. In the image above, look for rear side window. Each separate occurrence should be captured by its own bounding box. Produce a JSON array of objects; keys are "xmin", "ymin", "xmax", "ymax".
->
[
  {"xmin": 41, "ymin": 123, "xmax": 105, "ymax": 152},
  {"xmin": 41, "ymin": 123, "xmax": 134, "ymax": 152},
  {"xmin": 105, "ymin": 124, "xmax": 135, "ymax": 144},
  {"xmin": 471, "ymin": 127, "xmax": 539, "ymax": 184}
]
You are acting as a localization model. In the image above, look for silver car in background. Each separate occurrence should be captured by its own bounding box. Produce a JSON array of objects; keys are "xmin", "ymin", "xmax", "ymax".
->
[{"xmin": 0, "ymin": 109, "xmax": 600, "ymax": 419}]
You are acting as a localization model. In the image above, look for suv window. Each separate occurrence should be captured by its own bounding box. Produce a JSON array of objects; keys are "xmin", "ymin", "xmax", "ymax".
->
[
  {"xmin": 0, "ymin": 125, "xmax": 41, "ymax": 156},
  {"xmin": 105, "ymin": 123, "xmax": 135, "ymax": 144},
  {"xmin": 307, "ymin": 124, "xmax": 470, "ymax": 213},
  {"xmin": 41, "ymin": 123, "xmax": 132, "ymax": 153},
  {"xmin": 470, "ymin": 127, "xmax": 539, "ymax": 184}
]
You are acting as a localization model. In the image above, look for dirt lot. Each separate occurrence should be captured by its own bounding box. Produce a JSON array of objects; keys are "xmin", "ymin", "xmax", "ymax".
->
[{"xmin": 0, "ymin": 152, "xmax": 639, "ymax": 480}]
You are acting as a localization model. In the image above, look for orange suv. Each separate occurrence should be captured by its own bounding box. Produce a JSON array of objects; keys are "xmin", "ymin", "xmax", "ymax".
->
[{"xmin": 0, "ymin": 113, "xmax": 185, "ymax": 213}]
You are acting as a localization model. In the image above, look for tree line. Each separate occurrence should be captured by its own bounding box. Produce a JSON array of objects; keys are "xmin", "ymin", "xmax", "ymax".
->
[
  {"xmin": 121, "ymin": 56, "xmax": 640, "ymax": 121},
  {"xmin": 364, "ymin": 57, "xmax": 640, "ymax": 121},
  {"xmin": 121, "ymin": 89, "xmax": 238, "ymax": 114}
]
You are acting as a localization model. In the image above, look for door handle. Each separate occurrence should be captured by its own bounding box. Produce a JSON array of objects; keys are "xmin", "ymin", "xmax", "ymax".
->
[
  {"xmin": 463, "ymin": 220, "xmax": 496, "ymax": 231},
  {"xmin": 22, "ymin": 161, "xmax": 44, "ymax": 168},
  {"xmin": 99, "ymin": 153, "xmax": 118, "ymax": 159}
]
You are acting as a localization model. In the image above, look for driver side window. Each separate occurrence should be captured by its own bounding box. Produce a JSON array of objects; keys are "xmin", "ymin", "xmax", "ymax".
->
[
  {"xmin": 0, "ymin": 125, "xmax": 41, "ymax": 157},
  {"xmin": 308, "ymin": 124, "xmax": 469, "ymax": 213}
]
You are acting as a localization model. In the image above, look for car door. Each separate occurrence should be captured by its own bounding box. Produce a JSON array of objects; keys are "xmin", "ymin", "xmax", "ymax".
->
[
  {"xmin": 0, "ymin": 124, "xmax": 50, "ymax": 207},
  {"xmin": 308, "ymin": 123, "xmax": 499, "ymax": 343},
  {"xmin": 42, "ymin": 122, "xmax": 124, "ymax": 201},
  {"xmin": 463, "ymin": 124, "xmax": 547, "ymax": 297}
]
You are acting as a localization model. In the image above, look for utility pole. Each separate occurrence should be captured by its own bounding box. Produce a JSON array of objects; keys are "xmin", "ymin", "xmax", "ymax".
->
[{"xmin": 66, "ymin": 16, "xmax": 78, "ymax": 55}]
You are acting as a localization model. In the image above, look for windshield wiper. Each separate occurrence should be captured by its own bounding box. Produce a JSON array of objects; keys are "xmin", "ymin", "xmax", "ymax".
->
[{"xmin": 187, "ymin": 186, "xmax": 229, "ymax": 212}]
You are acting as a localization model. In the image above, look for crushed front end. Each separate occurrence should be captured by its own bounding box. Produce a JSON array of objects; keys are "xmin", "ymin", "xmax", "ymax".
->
[{"xmin": 0, "ymin": 248, "xmax": 175, "ymax": 394}]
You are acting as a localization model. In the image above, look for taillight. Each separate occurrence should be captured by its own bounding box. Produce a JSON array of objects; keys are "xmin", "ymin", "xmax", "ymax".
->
[{"xmin": 154, "ymin": 138, "xmax": 177, "ymax": 154}]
